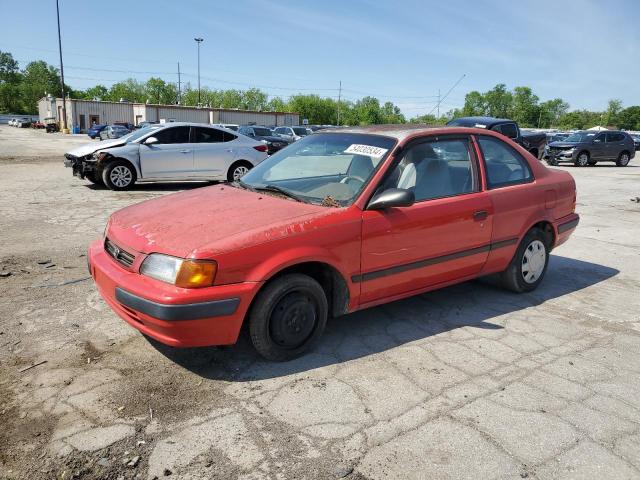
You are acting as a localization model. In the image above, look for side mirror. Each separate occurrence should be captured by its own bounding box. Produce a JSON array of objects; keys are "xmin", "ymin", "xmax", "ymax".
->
[
  {"xmin": 144, "ymin": 136, "xmax": 158, "ymax": 145},
  {"xmin": 367, "ymin": 188, "xmax": 415, "ymax": 210}
]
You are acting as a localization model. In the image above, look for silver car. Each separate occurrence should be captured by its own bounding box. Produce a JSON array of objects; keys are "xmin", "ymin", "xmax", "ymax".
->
[
  {"xmin": 99, "ymin": 125, "xmax": 130, "ymax": 140},
  {"xmin": 64, "ymin": 122, "xmax": 269, "ymax": 190}
]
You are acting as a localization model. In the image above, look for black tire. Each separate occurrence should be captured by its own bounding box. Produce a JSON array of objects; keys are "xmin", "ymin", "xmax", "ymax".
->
[
  {"xmin": 227, "ymin": 161, "xmax": 253, "ymax": 182},
  {"xmin": 616, "ymin": 151, "xmax": 631, "ymax": 167},
  {"xmin": 546, "ymin": 157, "xmax": 558, "ymax": 166},
  {"xmin": 587, "ymin": 159, "xmax": 597, "ymax": 166},
  {"xmin": 499, "ymin": 228, "xmax": 550, "ymax": 293},
  {"xmin": 85, "ymin": 171, "xmax": 104, "ymax": 185},
  {"xmin": 574, "ymin": 151, "xmax": 589, "ymax": 167},
  {"xmin": 249, "ymin": 273, "xmax": 328, "ymax": 361},
  {"xmin": 102, "ymin": 160, "xmax": 136, "ymax": 191}
]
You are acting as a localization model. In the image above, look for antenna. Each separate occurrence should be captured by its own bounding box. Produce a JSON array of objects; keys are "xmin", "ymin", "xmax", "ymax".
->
[{"xmin": 427, "ymin": 74, "xmax": 466, "ymax": 117}]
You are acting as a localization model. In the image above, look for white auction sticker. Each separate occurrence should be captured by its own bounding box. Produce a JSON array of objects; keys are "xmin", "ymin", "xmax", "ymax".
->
[{"xmin": 344, "ymin": 144, "xmax": 388, "ymax": 158}]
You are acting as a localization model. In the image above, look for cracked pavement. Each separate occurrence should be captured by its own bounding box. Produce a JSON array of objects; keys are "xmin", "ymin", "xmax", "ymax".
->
[{"xmin": 1, "ymin": 125, "xmax": 640, "ymax": 479}]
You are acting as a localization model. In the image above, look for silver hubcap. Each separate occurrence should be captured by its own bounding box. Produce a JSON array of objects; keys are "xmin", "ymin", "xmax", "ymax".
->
[
  {"xmin": 578, "ymin": 154, "xmax": 588, "ymax": 166},
  {"xmin": 110, "ymin": 166, "xmax": 132, "ymax": 187},
  {"xmin": 522, "ymin": 240, "xmax": 546, "ymax": 284},
  {"xmin": 620, "ymin": 154, "xmax": 629, "ymax": 165},
  {"xmin": 233, "ymin": 166, "xmax": 249, "ymax": 180}
]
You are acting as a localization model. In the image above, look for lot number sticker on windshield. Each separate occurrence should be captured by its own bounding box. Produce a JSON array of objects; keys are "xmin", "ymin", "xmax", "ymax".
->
[{"xmin": 344, "ymin": 144, "xmax": 388, "ymax": 158}]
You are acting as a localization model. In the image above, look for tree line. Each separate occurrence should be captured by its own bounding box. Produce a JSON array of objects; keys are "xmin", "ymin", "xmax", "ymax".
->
[{"xmin": 2, "ymin": 50, "xmax": 639, "ymax": 130}]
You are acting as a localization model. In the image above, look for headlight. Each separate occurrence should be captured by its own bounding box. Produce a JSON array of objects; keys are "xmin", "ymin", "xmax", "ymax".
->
[{"xmin": 140, "ymin": 254, "xmax": 217, "ymax": 288}]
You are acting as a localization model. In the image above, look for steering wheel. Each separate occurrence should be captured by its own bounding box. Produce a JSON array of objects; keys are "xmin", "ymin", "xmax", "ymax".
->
[{"xmin": 340, "ymin": 175, "xmax": 366, "ymax": 185}]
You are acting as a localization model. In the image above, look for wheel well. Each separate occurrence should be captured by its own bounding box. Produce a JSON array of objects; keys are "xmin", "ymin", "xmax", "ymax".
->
[
  {"xmin": 530, "ymin": 221, "xmax": 555, "ymax": 250},
  {"xmin": 577, "ymin": 150, "xmax": 590, "ymax": 158},
  {"xmin": 620, "ymin": 150, "xmax": 630, "ymax": 157},
  {"xmin": 264, "ymin": 262, "xmax": 350, "ymax": 318},
  {"xmin": 529, "ymin": 148, "xmax": 539, "ymax": 158}
]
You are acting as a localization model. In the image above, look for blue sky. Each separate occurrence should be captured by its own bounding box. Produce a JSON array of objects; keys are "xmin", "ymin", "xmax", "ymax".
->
[{"xmin": 1, "ymin": 0, "xmax": 638, "ymax": 117}]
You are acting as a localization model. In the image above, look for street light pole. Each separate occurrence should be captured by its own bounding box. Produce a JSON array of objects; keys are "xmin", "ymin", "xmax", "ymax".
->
[
  {"xmin": 56, "ymin": 0, "xmax": 68, "ymax": 132},
  {"xmin": 194, "ymin": 37, "xmax": 204, "ymax": 105}
]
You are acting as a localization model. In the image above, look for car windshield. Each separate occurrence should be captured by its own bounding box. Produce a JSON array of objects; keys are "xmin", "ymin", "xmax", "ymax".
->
[
  {"xmin": 239, "ymin": 133, "xmax": 396, "ymax": 206},
  {"xmin": 563, "ymin": 132, "xmax": 597, "ymax": 142},
  {"xmin": 293, "ymin": 127, "xmax": 309, "ymax": 136},
  {"xmin": 253, "ymin": 127, "xmax": 273, "ymax": 136},
  {"xmin": 122, "ymin": 126, "xmax": 162, "ymax": 142}
]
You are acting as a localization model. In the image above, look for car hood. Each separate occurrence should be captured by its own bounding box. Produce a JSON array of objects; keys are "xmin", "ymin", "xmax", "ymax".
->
[
  {"xmin": 106, "ymin": 185, "xmax": 334, "ymax": 258},
  {"xmin": 549, "ymin": 142, "xmax": 579, "ymax": 148},
  {"xmin": 66, "ymin": 138, "xmax": 131, "ymax": 157}
]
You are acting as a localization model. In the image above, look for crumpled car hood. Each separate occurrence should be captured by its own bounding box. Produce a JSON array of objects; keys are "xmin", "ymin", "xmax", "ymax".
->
[{"xmin": 65, "ymin": 138, "xmax": 131, "ymax": 158}]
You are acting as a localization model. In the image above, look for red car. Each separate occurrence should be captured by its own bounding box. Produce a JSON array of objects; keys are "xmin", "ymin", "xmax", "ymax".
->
[{"xmin": 88, "ymin": 126, "xmax": 579, "ymax": 361}]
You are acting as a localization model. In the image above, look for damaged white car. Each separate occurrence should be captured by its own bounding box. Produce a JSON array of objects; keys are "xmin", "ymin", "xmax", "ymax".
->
[{"xmin": 64, "ymin": 122, "xmax": 269, "ymax": 190}]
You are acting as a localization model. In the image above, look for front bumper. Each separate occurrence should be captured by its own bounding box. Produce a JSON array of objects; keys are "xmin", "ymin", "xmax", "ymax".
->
[
  {"xmin": 64, "ymin": 154, "xmax": 98, "ymax": 179},
  {"xmin": 88, "ymin": 240, "xmax": 261, "ymax": 347},
  {"xmin": 544, "ymin": 149, "xmax": 576, "ymax": 161}
]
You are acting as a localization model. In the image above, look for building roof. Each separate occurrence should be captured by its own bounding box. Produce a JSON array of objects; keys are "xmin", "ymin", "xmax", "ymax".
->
[{"xmin": 40, "ymin": 97, "xmax": 299, "ymax": 115}]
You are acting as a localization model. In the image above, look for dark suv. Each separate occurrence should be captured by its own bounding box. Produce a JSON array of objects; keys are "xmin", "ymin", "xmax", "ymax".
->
[
  {"xmin": 545, "ymin": 130, "xmax": 635, "ymax": 167},
  {"xmin": 238, "ymin": 126, "xmax": 291, "ymax": 154}
]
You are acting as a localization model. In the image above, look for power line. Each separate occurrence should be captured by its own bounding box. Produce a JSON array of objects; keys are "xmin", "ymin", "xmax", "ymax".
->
[{"xmin": 427, "ymin": 74, "xmax": 466, "ymax": 116}]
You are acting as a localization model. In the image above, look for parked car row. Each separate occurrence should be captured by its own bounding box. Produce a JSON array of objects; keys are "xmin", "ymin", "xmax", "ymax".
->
[{"xmin": 8, "ymin": 117, "xmax": 34, "ymax": 128}]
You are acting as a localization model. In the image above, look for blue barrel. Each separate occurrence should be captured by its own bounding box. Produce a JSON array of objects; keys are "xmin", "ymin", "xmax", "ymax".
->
[{"xmin": 72, "ymin": 125, "xmax": 80, "ymax": 134}]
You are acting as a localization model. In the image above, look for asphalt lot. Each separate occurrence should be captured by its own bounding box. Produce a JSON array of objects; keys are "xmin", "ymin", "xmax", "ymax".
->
[{"xmin": 1, "ymin": 124, "xmax": 640, "ymax": 479}]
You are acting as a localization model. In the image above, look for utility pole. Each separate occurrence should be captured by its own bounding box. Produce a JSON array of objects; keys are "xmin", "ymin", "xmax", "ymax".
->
[
  {"xmin": 55, "ymin": 0, "xmax": 68, "ymax": 133},
  {"xmin": 194, "ymin": 37, "xmax": 204, "ymax": 105},
  {"xmin": 337, "ymin": 80, "xmax": 342, "ymax": 126},
  {"xmin": 437, "ymin": 89, "xmax": 441, "ymax": 119},
  {"xmin": 177, "ymin": 62, "xmax": 181, "ymax": 105}
]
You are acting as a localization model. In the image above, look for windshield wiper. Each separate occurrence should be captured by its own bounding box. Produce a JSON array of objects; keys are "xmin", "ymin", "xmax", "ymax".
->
[
  {"xmin": 254, "ymin": 184, "xmax": 307, "ymax": 203},
  {"xmin": 232, "ymin": 179, "xmax": 257, "ymax": 192}
]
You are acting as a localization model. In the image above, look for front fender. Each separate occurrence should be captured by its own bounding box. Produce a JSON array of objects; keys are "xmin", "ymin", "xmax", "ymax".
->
[{"xmin": 98, "ymin": 145, "xmax": 142, "ymax": 178}]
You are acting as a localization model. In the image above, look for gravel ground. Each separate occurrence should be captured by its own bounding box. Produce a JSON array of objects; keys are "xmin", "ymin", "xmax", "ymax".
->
[{"xmin": 1, "ymin": 125, "xmax": 640, "ymax": 479}]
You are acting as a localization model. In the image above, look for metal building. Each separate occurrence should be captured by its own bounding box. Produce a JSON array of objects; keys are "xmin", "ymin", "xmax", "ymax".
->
[{"xmin": 39, "ymin": 97, "xmax": 299, "ymax": 132}]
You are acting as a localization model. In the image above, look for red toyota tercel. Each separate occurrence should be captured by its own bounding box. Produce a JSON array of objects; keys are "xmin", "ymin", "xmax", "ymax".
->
[{"xmin": 89, "ymin": 126, "xmax": 579, "ymax": 361}]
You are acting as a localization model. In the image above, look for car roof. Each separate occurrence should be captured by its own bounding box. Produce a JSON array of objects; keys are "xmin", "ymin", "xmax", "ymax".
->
[
  {"xmin": 314, "ymin": 124, "xmax": 509, "ymax": 142},
  {"xmin": 447, "ymin": 116, "xmax": 515, "ymax": 127}
]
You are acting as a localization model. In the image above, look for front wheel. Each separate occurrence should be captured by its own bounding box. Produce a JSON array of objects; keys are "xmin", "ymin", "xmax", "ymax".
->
[
  {"xmin": 227, "ymin": 161, "xmax": 253, "ymax": 182},
  {"xmin": 617, "ymin": 151, "xmax": 631, "ymax": 167},
  {"xmin": 102, "ymin": 160, "xmax": 136, "ymax": 191},
  {"xmin": 499, "ymin": 229, "xmax": 550, "ymax": 293},
  {"xmin": 249, "ymin": 274, "xmax": 328, "ymax": 361},
  {"xmin": 574, "ymin": 152, "xmax": 589, "ymax": 167},
  {"xmin": 85, "ymin": 171, "xmax": 104, "ymax": 186}
]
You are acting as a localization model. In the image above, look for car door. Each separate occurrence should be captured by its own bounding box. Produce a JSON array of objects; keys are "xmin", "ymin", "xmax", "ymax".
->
[
  {"xmin": 359, "ymin": 135, "xmax": 493, "ymax": 305},
  {"xmin": 605, "ymin": 132, "xmax": 624, "ymax": 159},
  {"xmin": 590, "ymin": 132, "xmax": 607, "ymax": 159},
  {"xmin": 475, "ymin": 134, "xmax": 536, "ymax": 271},
  {"xmin": 139, "ymin": 126, "xmax": 193, "ymax": 178},
  {"xmin": 191, "ymin": 126, "xmax": 238, "ymax": 178}
]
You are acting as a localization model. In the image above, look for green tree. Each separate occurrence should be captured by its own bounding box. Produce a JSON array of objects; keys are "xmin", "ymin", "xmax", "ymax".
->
[
  {"xmin": 615, "ymin": 106, "xmax": 640, "ymax": 131},
  {"xmin": 484, "ymin": 84, "xmax": 512, "ymax": 118},
  {"xmin": 380, "ymin": 101, "xmax": 406, "ymax": 124},
  {"xmin": 241, "ymin": 88, "xmax": 268, "ymax": 111},
  {"xmin": 78, "ymin": 84, "xmax": 109, "ymax": 100},
  {"xmin": 461, "ymin": 91, "xmax": 486, "ymax": 116},
  {"xmin": 107, "ymin": 78, "xmax": 145, "ymax": 103},
  {"xmin": 605, "ymin": 99, "xmax": 623, "ymax": 126},
  {"xmin": 538, "ymin": 98, "xmax": 569, "ymax": 128},
  {"xmin": 0, "ymin": 50, "xmax": 22, "ymax": 113},
  {"xmin": 19, "ymin": 60, "xmax": 65, "ymax": 113},
  {"xmin": 511, "ymin": 86, "xmax": 540, "ymax": 127},
  {"xmin": 144, "ymin": 77, "xmax": 177, "ymax": 104}
]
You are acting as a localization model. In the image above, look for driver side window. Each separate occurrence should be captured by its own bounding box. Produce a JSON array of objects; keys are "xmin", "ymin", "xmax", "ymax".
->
[
  {"xmin": 153, "ymin": 126, "xmax": 190, "ymax": 144},
  {"xmin": 383, "ymin": 137, "xmax": 477, "ymax": 202}
]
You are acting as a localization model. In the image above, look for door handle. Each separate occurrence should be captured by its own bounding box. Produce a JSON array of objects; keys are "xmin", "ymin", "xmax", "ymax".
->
[
  {"xmin": 180, "ymin": 149, "xmax": 191, "ymax": 153},
  {"xmin": 473, "ymin": 210, "xmax": 488, "ymax": 221}
]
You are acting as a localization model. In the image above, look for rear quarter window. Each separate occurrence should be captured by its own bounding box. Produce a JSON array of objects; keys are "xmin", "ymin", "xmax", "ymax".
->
[{"xmin": 477, "ymin": 136, "xmax": 533, "ymax": 189}]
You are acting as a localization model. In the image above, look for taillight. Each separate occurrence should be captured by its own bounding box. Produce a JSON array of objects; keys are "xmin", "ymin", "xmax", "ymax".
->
[{"xmin": 253, "ymin": 144, "xmax": 268, "ymax": 152}]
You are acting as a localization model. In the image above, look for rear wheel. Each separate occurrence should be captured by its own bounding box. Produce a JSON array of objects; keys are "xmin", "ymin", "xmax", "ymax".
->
[
  {"xmin": 617, "ymin": 151, "xmax": 631, "ymax": 167},
  {"xmin": 102, "ymin": 160, "xmax": 136, "ymax": 190},
  {"xmin": 500, "ymin": 228, "xmax": 550, "ymax": 293},
  {"xmin": 574, "ymin": 151, "xmax": 589, "ymax": 167},
  {"xmin": 227, "ymin": 161, "xmax": 253, "ymax": 182},
  {"xmin": 249, "ymin": 274, "xmax": 328, "ymax": 361}
]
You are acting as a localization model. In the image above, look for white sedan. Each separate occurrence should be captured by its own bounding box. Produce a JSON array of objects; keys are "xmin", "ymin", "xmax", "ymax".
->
[{"xmin": 64, "ymin": 123, "xmax": 269, "ymax": 190}]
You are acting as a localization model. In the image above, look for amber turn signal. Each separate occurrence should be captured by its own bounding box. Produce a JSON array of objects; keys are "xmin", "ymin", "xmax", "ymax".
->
[{"xmin": 175, "ymin": 260, "xmax": 217, "ymax": 288}]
